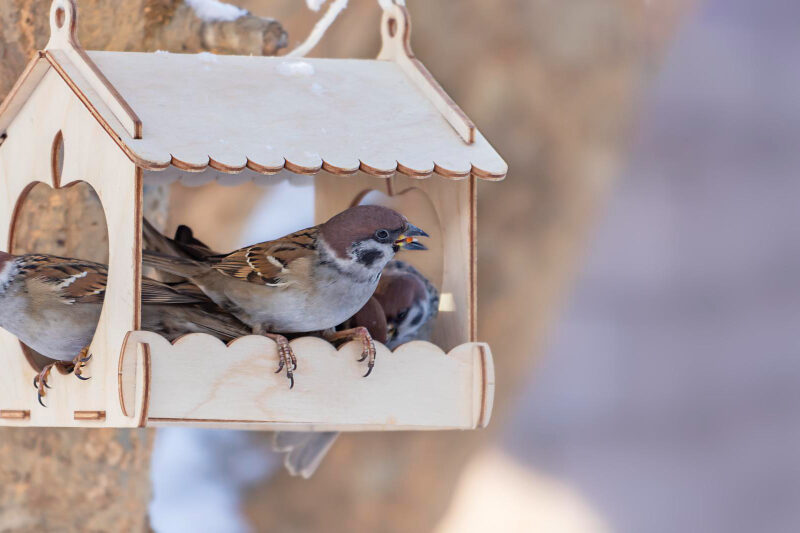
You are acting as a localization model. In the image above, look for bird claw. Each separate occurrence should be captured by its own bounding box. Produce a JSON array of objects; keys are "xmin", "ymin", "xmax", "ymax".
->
[
  {"xmin": 32, "ymin": 375, "xmax": 51, "ymax": 390},
  {"xmin": 326, "ymin": 327, "xmax": 376, "ymax": 378},
  {"xmin": 363, "ymin": 362, "xmax": 374, "ymax": 378},
  {"xmin": 71, "ymin": 347, "xmax": 91, "ymax": 380},
  {"xmin": 31, "ymin": 348, "xmax": 92, "ymax": 407},
  {"xmin": 265, "ymin": 333, "xmax": 296, "ymax": 389},
  {"xmin": 33, "ymin": 363, "xmax": 56, "ymax": 408}
]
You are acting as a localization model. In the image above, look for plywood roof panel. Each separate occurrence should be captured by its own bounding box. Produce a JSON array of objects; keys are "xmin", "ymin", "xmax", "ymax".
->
[{"xmin": 88, "ymin": 51, "xmax": 506, "ymax": 180}]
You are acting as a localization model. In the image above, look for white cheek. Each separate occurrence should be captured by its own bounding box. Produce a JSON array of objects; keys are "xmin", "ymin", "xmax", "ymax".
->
[{"xmin": 0, "ymin": 261, "xmax": 18, "ymax": 290}]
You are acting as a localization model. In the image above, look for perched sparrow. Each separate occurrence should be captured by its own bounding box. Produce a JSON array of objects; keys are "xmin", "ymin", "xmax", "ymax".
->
[
  {"xmin": 141, "ymin": 205, "xmax": 429, "ymax": 385},
  {"xmin": 277, "ymin": 261, "xmax": 440, "ymax": 478},
  {"xmin": 0, "ymin": 252, "xmax": 250, "ymax": 406},
  {"xmin": 356, "ymin": 260, "xmax": 440, "ymax": 350}
]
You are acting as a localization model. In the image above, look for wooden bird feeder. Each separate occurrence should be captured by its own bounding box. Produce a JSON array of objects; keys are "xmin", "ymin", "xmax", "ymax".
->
[{"xmin": 0, "ymin": 0, "xmax": 506, "ymax": 429}]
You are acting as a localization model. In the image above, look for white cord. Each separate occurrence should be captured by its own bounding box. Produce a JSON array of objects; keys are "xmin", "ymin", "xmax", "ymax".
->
[
  {"xmin": 287, "ymin": 0, "xmax": 349, "ymax": 57},
  {"xmin": 289, "ymin": 0, "xmax": 406, "ymax": 58},
  {"xmin": 376, "ymin": 0, "xmax": 405, "ymax": 8}
]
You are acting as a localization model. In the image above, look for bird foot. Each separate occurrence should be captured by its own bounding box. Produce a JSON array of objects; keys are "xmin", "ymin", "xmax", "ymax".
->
[
  {"xmin": 31, "ymin": 347, "xmax": 93, "ymax": 407},
  {"xmin": 71, "ymin": 346, "xmax": 92, "ymax": 381},
  {"xmin": 263, "ymin": 333, "xmax": 297, "ymax": 389},
  {"xmin": 326, "ymin": 327, "xmax": 376, "ymax": 377},
  {"xmin": 32, "ymin": 363, "xmax": 57, "ymax": 408}
]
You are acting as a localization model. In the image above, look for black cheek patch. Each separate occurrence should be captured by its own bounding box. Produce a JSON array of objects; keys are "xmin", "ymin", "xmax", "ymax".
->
[
  {"xmin": 358, "ymin": 249, "xmax": 383, "ymax": 268},
  {"xmin": 409, "ymin": 312, "xmax": 423, "ymax": 327}
]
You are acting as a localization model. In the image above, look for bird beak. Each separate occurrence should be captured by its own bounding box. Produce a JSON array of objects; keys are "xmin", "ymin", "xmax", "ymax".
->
[
  {"xmin": 404, "ymin": 223, "xmax": 429, "ymax": 238},
  {"xmin": 387, "ymin": 324, "xmax": 397, "ymax": 339},
  {"xmin": 395, "ymin": 223, "xmax": 429, "ymax": 250}
]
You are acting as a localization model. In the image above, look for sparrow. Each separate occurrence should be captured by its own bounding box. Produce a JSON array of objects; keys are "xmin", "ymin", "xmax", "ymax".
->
[
  {"xmin": 0, "ymin": 251, "xmax": 250, "ymax": 406},
  {"xmin": 356, "ymin": 260, "xmax": 440, "ymax": 350},
  {"xmin": 275, "ymin": 261, "xmax": 440, "ymax": 478},
  {"xmin": 141, "ymin": 205, "xmax": 429, "ymax": 386}
]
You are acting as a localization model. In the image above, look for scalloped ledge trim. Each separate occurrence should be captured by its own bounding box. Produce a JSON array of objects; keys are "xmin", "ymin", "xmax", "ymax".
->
[
  {"xmin": 159, "ymin": 154, "xmax": 506, "ymax": 181},
  {"xmin": 120, "ymin": 331, "xmax": 494, "ymax": 430}
]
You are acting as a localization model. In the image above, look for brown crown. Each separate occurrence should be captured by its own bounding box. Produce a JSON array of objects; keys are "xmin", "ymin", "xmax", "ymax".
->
[{"xmin": 320, "ymin": 205, "xmax": 407, "ymax": 259}]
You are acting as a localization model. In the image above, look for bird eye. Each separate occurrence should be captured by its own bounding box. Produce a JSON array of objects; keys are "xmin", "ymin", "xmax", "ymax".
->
[
  {"xmin": 397, "ymin": 309, "xmax": 409, "ymax": 321},
  {"xmin": 375, "ymin": 229, "xmax": 390, "ymax": 242}
]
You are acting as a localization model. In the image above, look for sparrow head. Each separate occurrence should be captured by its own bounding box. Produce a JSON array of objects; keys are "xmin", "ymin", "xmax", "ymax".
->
[
  {"xmin": 374, "ymin": 271, "xmax": 431, "ymax": 345},
  {"xmin": 320, "ymin": 205, "xmax": 428, "ymax": 274}
]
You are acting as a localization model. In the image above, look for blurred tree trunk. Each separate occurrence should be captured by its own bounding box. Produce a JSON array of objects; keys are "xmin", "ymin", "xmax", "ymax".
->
[{"xmin": 0, "ymin": 1, "xmax": 285, "ymax": 530}]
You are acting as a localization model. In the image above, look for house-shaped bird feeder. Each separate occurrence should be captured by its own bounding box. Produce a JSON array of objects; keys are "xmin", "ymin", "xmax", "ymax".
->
[{"xmin": 0, "ymin": 0, "xmax": 506, "ymax": 429}]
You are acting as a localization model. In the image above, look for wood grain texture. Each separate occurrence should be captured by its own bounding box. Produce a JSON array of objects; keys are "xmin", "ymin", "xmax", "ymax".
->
[
  {"xmin": 86, "ymin": 50, "xmax": 506, "ymax": 178},
  {"xmin": 118, "ymin": 332, "xmax": 493, "ymax": 430},
  {"xmin": 377, "ymin": 4, "xmax": 476, "ymax": 145}
]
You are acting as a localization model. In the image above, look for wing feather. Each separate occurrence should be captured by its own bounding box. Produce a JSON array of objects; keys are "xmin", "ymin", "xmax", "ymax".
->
[
  {"xmin": 211, "ymin": 227, "xmax": 318, "ymax": 286},
  {"xmin": 23, "ymin": 254, "xmax": 206, "ymax": 305}
]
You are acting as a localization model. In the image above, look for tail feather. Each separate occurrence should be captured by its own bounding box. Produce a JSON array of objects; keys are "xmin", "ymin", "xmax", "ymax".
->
[
  {"xmin": 174, "ymin": 225, "xmax": 217, "ymax": 259},
  {"xmin": 272, "ymin": 431, "xmax": 339, "ymax": 479},
  {"xmin": 142, "ymin": 250, "xmax": 209, "ymax": 278},
  {"xmin": 142, "ymin": 217, "xmax": 183, "ymax": 257},
  {"xmin": 143, "ymin": 304, "xmax": 250, "ymax": 342}
]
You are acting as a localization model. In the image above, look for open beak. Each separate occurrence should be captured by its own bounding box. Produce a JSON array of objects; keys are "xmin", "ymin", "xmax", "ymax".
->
[
  {"xmin": 404, "ymin": 223, "xmax": 429, "ymax": 238},
  {"xmin": 396, "ymin": 222, "xmax": 429, "ymax": 251}
]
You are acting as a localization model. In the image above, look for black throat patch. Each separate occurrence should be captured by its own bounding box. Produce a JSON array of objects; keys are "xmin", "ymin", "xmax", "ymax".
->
[{"xmin": 357, "ymin": 249, "xmax": 384, "ymax": 268}]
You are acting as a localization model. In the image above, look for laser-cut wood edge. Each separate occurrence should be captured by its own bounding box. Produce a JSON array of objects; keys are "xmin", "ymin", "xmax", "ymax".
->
[
  {"xmin": 378, "ymin": 4, "xmax": 476, "ymax": 145},
  {"xmin": 119, "ymin": 331, "xmax": 494, "ymax": 431}
]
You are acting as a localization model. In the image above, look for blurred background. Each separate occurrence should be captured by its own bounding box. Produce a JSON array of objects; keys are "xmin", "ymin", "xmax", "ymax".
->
[{"xmin": 2, "ymin": 0, "xmax": 798, "ymax": 531}]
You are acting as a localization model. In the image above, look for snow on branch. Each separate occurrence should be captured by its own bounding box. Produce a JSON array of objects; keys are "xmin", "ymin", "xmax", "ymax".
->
[{"xmin": 186, "ymin": 0, "xmax": 248, "ymax": 23}]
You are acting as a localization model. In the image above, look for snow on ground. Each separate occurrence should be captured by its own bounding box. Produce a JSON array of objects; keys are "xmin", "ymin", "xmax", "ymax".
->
[{"xmin": 150, "ymin": 429, "xmax": 277, "ymax": 533}]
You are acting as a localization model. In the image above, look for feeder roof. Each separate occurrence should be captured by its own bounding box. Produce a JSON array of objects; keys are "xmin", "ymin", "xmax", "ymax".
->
[
  {"xmin": 91, "ymin": 52, "xmax": 507, "ymax": 179},
  {"xmin": 0, "ymin": 0, "xmax": 506, "ymax": 180}
]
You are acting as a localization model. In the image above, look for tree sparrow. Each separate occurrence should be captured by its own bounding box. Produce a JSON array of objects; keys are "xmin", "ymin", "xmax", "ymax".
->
[
  {"xmin": 0, "ymin": 252, "xmax": 250, "ymax": 406},
  {"xmin": 362, "ymin": 260, "xmax": 440, "ymax": 350},
  {"xmin": 141, "ymin": 205, "xmax": 429, "ymax": 386}
]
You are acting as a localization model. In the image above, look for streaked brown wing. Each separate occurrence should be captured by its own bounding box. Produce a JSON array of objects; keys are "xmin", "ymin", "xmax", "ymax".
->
[
  {"xmin": 28, "ymin": 257, "xmax": 109, "ymax": 304},
  {"xmin": 211, "ymin": 227, "xmax": 318, "ymax": 286},
  {"xmin": 24, "ymin": 254, "xmax": 205, "ymax": 305}
]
